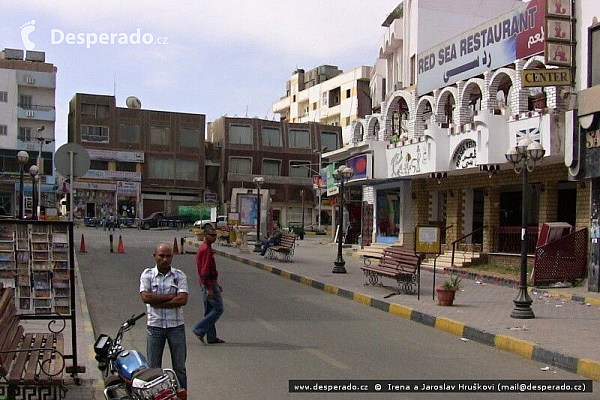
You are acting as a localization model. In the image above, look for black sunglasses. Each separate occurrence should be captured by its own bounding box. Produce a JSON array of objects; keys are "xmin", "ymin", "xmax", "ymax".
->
[{"xmin": 206, "ymin": 233, "xmax": 217, "ymax": 237}]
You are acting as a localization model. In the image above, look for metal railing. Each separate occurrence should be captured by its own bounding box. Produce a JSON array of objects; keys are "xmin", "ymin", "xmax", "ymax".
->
[
  {"xmin": 451, "ymin": 226, "xmax": 486, "ymax": 266},
  {"xmin": 497, "ymin": 226, "xmax": 538, "ymax": 254},
  {"xmin": 532, "ymin": 228, "xmax": 588, "ymax": 286}
]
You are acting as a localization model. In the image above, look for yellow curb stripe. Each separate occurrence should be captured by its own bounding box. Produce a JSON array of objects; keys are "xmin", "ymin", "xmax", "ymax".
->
[
  {"xmin": 494, "ymin": 334, "xmax": 534, "ymax": 359},
  {"xmin": 577, "ymin": 358, "xmax": 600, "ymax": 381},
  {"xmin": 324, "ymin": 284, "xmax": 339, "ymax": 295},
  {"xmin": 585, "ymin": 297, "xmax": 600, "ymax": 307},
  {"xmin": 263, "ymin": 265, "xmax": 273, "ymax": 273},
  {"xmin": 353, "ymin": 293, "xmax": 371, "ymax": 306},
  {"xmin": 300, "ymin": 277, "xmax": 312, "ymax": 286},
  {"xmin": 389, "ymin": 303, "xmax": 412, "ymax": 319},
  {"xmin": 435, "ymin": 317, "xmax": 465, "ymax": 337},
  {"xmin": 280, "ymin": 271, "xmax": 291, "ymax": 279}
]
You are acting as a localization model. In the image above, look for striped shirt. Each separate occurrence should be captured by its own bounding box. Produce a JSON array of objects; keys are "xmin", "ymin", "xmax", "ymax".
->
[{"xmin": 139, "ymin": 266, "xmax": 188, "ymax": 329}]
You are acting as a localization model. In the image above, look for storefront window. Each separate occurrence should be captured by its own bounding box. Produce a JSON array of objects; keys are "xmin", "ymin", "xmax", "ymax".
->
[{"xmin": 376, "ymin": 190, "xmax": 400, "ymax": 242}]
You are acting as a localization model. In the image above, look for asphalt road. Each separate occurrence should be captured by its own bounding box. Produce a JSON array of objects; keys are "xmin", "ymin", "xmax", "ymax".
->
[{"xmin": 76, "ymin": 227, "xmax": 593, "ymax": 399}]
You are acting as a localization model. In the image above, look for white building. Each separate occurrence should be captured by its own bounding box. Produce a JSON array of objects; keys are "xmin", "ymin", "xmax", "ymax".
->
[
  {"xmin": 0, "ymin": 48, "xmax": 56, "ymax": 217},
  {"xmin": 272, "ymin": 65, "xmax": 373, "ymax": 145}
]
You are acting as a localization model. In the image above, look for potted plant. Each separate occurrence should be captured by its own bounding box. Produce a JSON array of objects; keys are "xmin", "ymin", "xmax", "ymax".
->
[{"xmin": 435, "ymin": 274, "xmax": 461, "ymax": 306}]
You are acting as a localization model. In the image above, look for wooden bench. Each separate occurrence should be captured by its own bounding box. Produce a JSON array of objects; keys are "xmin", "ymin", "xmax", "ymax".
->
[
  {"xmin": 216, "ymin": 226, "xmax": 233, "ymax": 246},
  {"xmin": 0, "ymin": 285, "xmax": 66, "ymax": 399},
  {"xmin": 266, "ymin": 233, "xmax": 297, "ymax": 262},
  {"xmin": 360, "ymin": 246, "xmax": 422, "ymax": 296}
]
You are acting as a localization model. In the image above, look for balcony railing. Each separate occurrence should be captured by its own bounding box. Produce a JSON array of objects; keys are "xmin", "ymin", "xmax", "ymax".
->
[{"xmin": 496, "ymin": 226, "xmax": 539, "ymax": 254}]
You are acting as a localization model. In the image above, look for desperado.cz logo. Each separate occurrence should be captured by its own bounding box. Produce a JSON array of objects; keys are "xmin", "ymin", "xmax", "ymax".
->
[
  {"xmin": 20, "ymin": 20, "xmax": 168, "ymax": 50},
  {"xmin": 51, "ymin": 29, "xmax": 168, "ymax": 48}
]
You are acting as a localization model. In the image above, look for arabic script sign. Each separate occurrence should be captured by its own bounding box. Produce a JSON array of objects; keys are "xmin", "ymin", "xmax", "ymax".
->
[
  {"xmin": 417, "ymin": 0, "xmax": 545, "ymax": 95},
  {"xmin": 452, "ymin": 140, "xmax": 477, "ymax": 170}
]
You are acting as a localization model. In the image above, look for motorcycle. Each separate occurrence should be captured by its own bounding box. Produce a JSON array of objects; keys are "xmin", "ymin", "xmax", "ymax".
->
[{"xmin": 94, "ymin": 312, "xmax": 187, "ymax": 400}]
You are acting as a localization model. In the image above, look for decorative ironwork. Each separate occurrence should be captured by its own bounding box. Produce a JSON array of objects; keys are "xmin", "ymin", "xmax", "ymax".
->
[
  {"xmin": 533, "ymin": 228, "xmax": 588, "ymax": 286},
  {"xmin": 0, "ymin": 347, "xmax": 66, "ymax": 378}
]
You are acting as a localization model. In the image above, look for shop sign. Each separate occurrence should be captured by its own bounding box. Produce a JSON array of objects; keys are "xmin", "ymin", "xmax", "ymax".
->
[
  {"xmin": 452, "ymin": 140, "xmax": 477, "ymax": 169},
  {"xmin": 83, "ymin": 169, "xmax": 141, "ymax": 181},
  {"xmin": 88, "ymin": 149, "xmax": 145, "ymax": 162},
  {"xmin": 73, "ymin": 181, "xmax": 116, "ymax": 191},
  {"xmin": 417, "ymin": 0, "xmax": 544, "ymax": 95},
  {"xmin": 116, "ymin": 181, "xmax": 139, "ymax": 197},
  {"xmin": 204, "ymin": 192, "xmax": 217, "ymax": 204},
  {"xmin": 586, "ymin": 129, "xmax": 600, "ymax": 149},
  {"xmin": 521, "ymin": 68, "xmax": 571, "ymax": 87}
]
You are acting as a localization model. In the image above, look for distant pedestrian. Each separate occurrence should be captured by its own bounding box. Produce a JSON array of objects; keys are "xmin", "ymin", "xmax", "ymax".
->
[
  {"xmin": 140, "ymin": 243, "xmax": 189, "ymax": 390},
  {"xmin": 193, "ymin": 227, "xmax": 225, "ymax": 344},
  {"xmin": 108, "ymin": 213, "xmax": 115, "ymax": 231}
]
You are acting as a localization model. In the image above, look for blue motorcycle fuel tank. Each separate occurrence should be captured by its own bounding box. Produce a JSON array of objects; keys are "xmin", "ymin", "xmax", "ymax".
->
[{"xmin": 115, "ymin": 350, "xmax": 148, "ymax": 380}]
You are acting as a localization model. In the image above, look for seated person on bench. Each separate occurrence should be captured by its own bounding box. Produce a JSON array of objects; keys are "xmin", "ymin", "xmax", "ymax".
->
[{"xmin": 260, "ymin": 223, "xmax": 283, "ymax": 256}]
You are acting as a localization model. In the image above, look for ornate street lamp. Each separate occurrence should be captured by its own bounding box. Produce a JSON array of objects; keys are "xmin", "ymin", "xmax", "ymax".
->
[
  {"xmin": 332, "ymin": 165, "xmax": 354, "ymax": 273},
  {"xmin": 505, "ymin": 136, "xmax": 545, "ymax": 319},
  {"xmin": 17, "ymin": 151, "xmax": 29, "ymax": 219},
  {"xmin": 29, "ymin": 165, "xmax": 39, "ymax": 219},
  {"xmin": 253, "ymin": 176, "xmax": 265, "ymax": 252}
]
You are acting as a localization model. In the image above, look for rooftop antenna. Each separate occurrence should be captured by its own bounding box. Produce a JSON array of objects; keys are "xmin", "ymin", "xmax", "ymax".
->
[
  {"xmin": 245, "ymin": 105, "xmax": 249, "ymax": 117},
  {"xmin": 113, "ymin": 72, "xmax": 117, "ymax": 97}
]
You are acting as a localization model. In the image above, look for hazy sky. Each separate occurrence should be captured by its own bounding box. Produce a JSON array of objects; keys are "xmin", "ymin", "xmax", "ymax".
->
[{"xmin": 1, "ymin": 0, "xmax": 401, "ymax": 146}]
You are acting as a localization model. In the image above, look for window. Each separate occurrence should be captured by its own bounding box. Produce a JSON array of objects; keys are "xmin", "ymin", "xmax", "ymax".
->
[
  {"xmin": 321, "ymin": 131, "xmax": 338, "ymax": 151},
  {"xmin": 81, "ymin": 125, "xmax": 109, "ymax": 142},
  {"xmin": 321, "ymin": 93, "xmax": 328, "ymax": 107},
  {"xmin": 261, "ymin": 127, "xmax": 281, "ymax": 147},
  {"xmin": 176, "ymin": 159, "xmax": 199, "ymax": 181},
  {"xmin": 119, "ymin": 124, "xmax": 140, "ymax": 143},
  {"xmin": 0, "ymin": 125, "xmax": 6, "ymax": 136},
  {"xmin": 19, "ymin": 95, "xmax": 32, "ymax": 109},
  {"xmin": 148, "ymin": 157, "xmax": 175, "ymax": 179},
  {"xmin": 150, "ymin": 125, "xmax": 170, "ymax": 145},
  {"xmin": 229, "ymin": 157, "xmax": 252, "ymax": 174},
  {"xmin": 346, "ymin": 89, "xmax": 351, "ymax": 98},
  {"xmin": 81, "ymin": 104, "xmax": 96, "ymax": 116},
  {"xmin": 116, "ymin": 162, "xmax": 137, "ymax": 172},
  {"xmin": 288, "ymin": 129, "xmax": 310, "ymax": 148},
  {"xmin": 262, "ymin": 160, "xmax": 281, "ymax": 176},
  {"xmin": 18, "ymin": 127, "xmax": 32, "ymax": 141},
  {"xmin": 229, "ymin": 124, "xmax": 253, "ymax": 145},
  {"xmin": 289, "ymin": 161, "xmax": 312, "ymax": 178},
  {"xmin": 97, "ymin": 105, "xmax": 110, "ymax": 118},
  {"xmin": 179, "ymin": 128, "xmax": 200, "ymax": 148},
  {"xmin": 312, "ymin": 102, "xmax": 317, "ymax": 110},
  {"xmin": 590, "ymin": 23, "xmax": 600, "ymax": 86},
  {"xmin": 0, "ymin": 91, "xmax": 7, "ymax": 102},
  {"xmin": 328, "ymin": 87, "xmax": 340, "ymax": 107},
  {"xmin": 90, "ymin": 160, "xmax": 109, "ymax": 170}
]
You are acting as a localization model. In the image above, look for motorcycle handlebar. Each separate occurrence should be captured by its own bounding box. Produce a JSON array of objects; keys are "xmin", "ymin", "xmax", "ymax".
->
[{"xmin": 127, "ymin": 312, "xmax": 146, "ymax": 326}]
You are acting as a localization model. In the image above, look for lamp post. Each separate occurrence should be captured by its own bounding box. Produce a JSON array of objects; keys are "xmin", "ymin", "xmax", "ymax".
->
[
  {"xmin": 29, "ymin": 165, "xmax": 39, "ymax": 219},
  {"xmin": 316, "ymin": 147, "xmax": 327, "ymax": 233},
  {"xmin": 505, "ymin": 136, "xmax": 545, "ymax": 319},
  {"xmin": 253, "ymin": 176, "xmax": 265, "ymax": 252},
  {"xmin": 17, "ymin": 151, "xmax": 29, "ymax": 219},
  {"xmin": 36, "ymin": 126, "xmax": 52, "ymax": 218},
  {"xmin": 300, "ymin": 190, "xmax": 305, "ymax": 240},
  {"xmin": 332, "ymin": 165, "xmax": 354, "ymax": 273}
]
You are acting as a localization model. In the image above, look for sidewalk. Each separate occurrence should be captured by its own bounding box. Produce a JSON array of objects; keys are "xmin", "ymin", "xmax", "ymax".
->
[{"xmin": 184, "ymin": 235, "xmax": 600, "ymax": 381}]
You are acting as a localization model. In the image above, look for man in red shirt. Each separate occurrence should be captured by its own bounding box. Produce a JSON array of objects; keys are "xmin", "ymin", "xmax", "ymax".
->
[{"xmin": 193, "ymin": 227, "xmax": 225, "ymax": 344}]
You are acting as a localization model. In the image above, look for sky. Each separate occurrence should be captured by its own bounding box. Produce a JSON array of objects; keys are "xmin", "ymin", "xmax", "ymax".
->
[{"xmin": 1, "ymin": 0, "xmax": 401, "ymax": 147}]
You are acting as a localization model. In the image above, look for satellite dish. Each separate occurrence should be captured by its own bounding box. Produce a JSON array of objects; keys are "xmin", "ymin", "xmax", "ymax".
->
[
  {"xmin": 55, "ymin": 143, "xmax": 90, "ymax": 178},
  {"xmin": 125, "ymin": 96, "xmax": 142, "ymax": 109}
]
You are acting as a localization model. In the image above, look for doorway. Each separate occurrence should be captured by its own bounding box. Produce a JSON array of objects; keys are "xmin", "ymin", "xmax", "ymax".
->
[{"xmin": 86, "ymin": 202, "xmax": 96, "ymax": 218}]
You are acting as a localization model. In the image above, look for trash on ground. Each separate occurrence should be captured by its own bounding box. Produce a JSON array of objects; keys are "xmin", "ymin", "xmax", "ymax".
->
[
  {"xmin": 541, "ymin": 366, "xmax": 552, "ymax": 371},
  {"xmin": 508, "ymin": 326, "xmax": 530, "ymax": 331},
  {"xmin": 475, "ymin": 280, "xmax": 483, "ymax": 284},
  {"xmin": 460, "ymin": 338, "xmax": 469, "ymax": 342},
  {"xmin": 551, "ymin": 281, "xmax": 572, "ymax": 288}
]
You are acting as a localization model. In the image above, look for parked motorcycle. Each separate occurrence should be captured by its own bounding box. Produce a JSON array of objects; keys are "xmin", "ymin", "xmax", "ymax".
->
[{"xmin": 94, "ymin": 312, "xmax": 187, "ymax": 399}]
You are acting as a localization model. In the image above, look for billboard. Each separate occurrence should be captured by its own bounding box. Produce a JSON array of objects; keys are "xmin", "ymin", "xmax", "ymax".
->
[{"xmin": 417, "ymin": 0, "xmax": 545, "ymax": 95}]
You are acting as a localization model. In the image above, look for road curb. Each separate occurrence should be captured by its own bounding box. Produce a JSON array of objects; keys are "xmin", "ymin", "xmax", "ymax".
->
[{"xmin": 185, "ymin": 238, "xmax": 600, "ymax": 381}]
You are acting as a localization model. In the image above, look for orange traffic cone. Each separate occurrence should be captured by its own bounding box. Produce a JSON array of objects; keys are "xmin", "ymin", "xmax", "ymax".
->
[
  {"xmin": 79, "ymin": 234, "xmax": 87, "ymax": 253},
  {"xmin": 117, "ymin": 235, "xmax": 125, "ymax": 254},
  {"xmin": 173, "ymin": 237, "xmax": 179, "ymax": 254}
]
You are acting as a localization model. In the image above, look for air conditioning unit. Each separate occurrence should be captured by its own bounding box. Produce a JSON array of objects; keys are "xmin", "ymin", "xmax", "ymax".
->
[
  {"xmin": 25, "ymin": 76, "xmax": 35, "ymax": 84},
  {"xmin": 26, "ymin": 110, "xmax": 34, "ymax": 117}
]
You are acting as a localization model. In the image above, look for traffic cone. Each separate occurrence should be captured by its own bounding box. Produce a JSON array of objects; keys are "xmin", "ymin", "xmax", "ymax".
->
[
  {"xmin": 117, "ymin": 235, "xmax": 125, "ymax": 254},
  {"xmin": 79, "ymin": 234, "xmax": 87, "ymax": 253},
  {"xmin": 173, "ymin": 237, "xmax": 179, "ymax": 254}
]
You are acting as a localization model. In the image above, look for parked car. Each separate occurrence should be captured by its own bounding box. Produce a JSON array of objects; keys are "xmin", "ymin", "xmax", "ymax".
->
[
  {"xmin": 140, "ymin": 212, "xmax": 192, "ymax": 230},
  {"xmin": 194, "ymin": 215, "xmax": 227, "ymax": 229}
]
